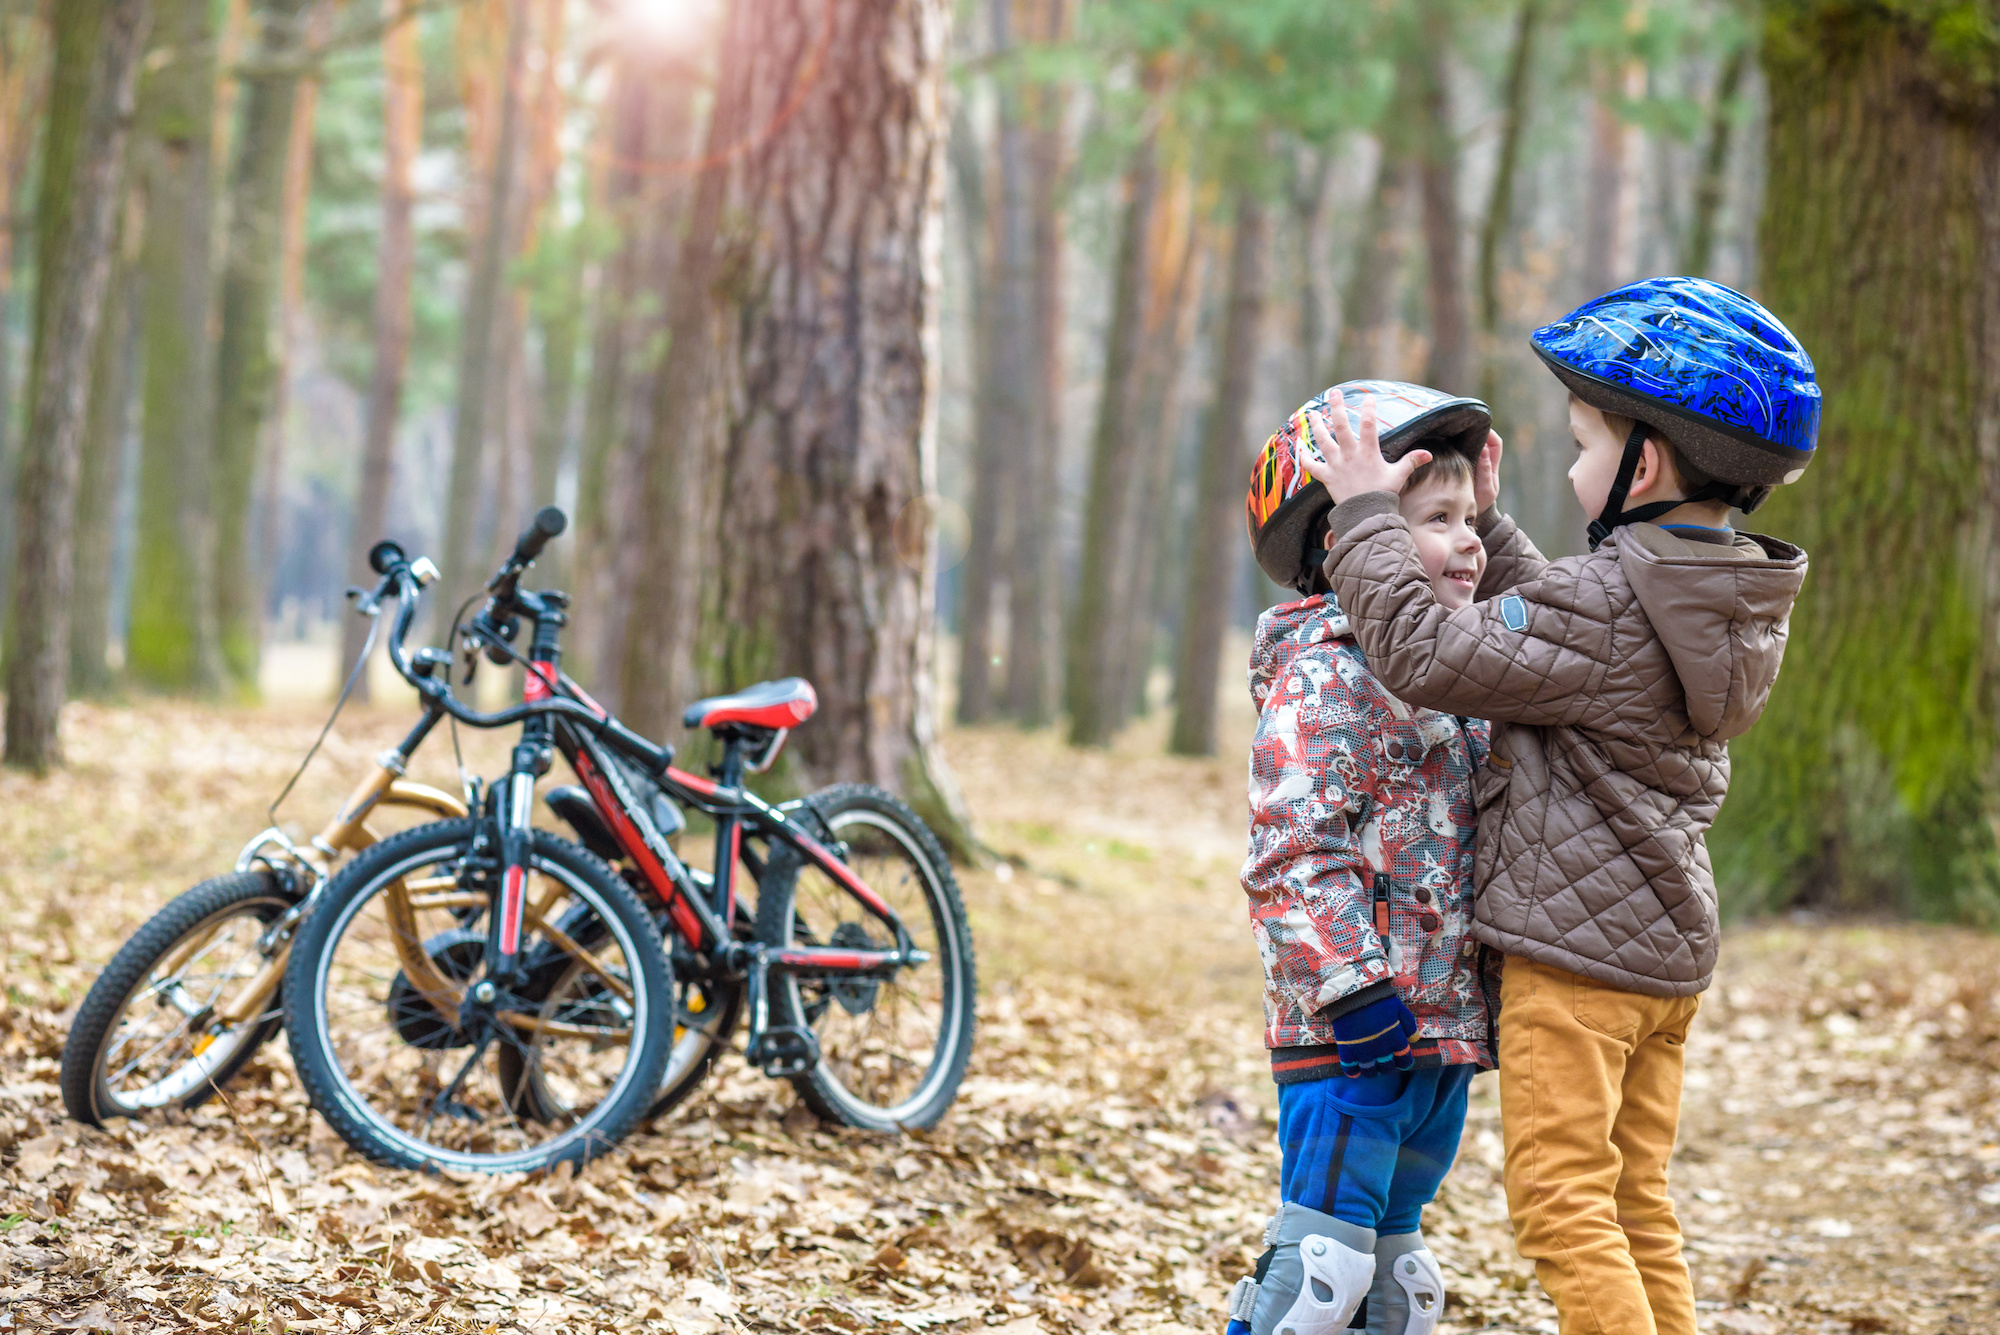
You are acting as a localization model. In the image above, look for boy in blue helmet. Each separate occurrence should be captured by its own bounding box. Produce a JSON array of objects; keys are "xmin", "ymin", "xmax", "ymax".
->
[{"xmin": 1298, "ymin": 278, "xmax": 1815, "ymax": 1335}]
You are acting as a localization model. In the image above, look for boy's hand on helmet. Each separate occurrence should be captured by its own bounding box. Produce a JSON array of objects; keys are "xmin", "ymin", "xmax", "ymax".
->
[
  {"xmin": 1329, "ymin": 993, "xmax": 1420, "ymax": 1075},
  {"xmin": 1475, "ymin": 429, "xmax": 1504, "ymax": 514},
  {"xmin": 1301, "ymin": 390, "xmax": 1432, "ymax": 503}
]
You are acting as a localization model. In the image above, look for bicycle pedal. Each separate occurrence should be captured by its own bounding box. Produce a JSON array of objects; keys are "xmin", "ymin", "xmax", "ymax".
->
[{"xmin": 749, "ymin": 1024, "xmax": 820, "ymax": 1078}]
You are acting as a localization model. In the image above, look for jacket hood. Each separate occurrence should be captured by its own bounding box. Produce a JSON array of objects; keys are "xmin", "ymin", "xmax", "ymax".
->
[
  {"xmin": 1249, "ymin": 594, "xmax": 1355, "ymax": 713},
  {"xmin": 1615, "ymin": 525, "xmax": 1808, "ymax": 740}
]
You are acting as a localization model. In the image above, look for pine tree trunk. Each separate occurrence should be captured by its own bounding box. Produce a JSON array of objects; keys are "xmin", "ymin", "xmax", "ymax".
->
[
  {"xmin": 1065, "ymin": 129, "xmax": 1157, "ymax": 746},
  {"xmin": 340, "ymin": 0, "xmax": 422, "ymax": 699},
  {"xmin": 1170, "ymin": 188, "xmax": 1264, "ymax": 757},
  {"xmin": 1287, "ymin": 145, "xmax": 1332, "ymax": 399},
  {"xmin": 1581, "ymin": 61, "xmax": 1634, "ymax": 297},
  {"xmin": 678, "ymin": 0, "xmax": 970, "ymax": 853},
  {"xmin": 1477, "ymin": 0, "xmax": 1538, "ymax": 407},
  {"xmin": 1717, "ymin": 5, "xmax": 2000, "ymax": 913},
  {"xmin": 1003, "ymin": 36, "xmax": 1066, "ymax": 726},
  {"xmin": 956, "ymin": 0, "xmax": 1034, "ymax": 725},
  {"xmin": 127, "ymin": 0, "xmax": 222, "ymax": 693},
  {"xmin": 1111, "ymin": 171, "xmax": 1203, "ymax": 725},
  {"xmin": 1411, "ymin": 6, "xmax": 1467, "ymax": 394},
  {"xmin": 255, "ymin": 0, "xmax": 329, "ymax": 661},
  {"xmin": 440, "ymin": 0, "xmax": 528, "ymax": 620},
  {"xmin": 570, "ymin": 47, "xmax": 695, "ymax": 700},
  {"xmin": 4, "ymin": 0, "xmax": 148, "ymax": 769},
  {"xmin": 212, "ymin": 0, "xmax": 313, "ymax": 694},
  {"xmin": 1330, "ymin": 115, "xmax": 1412, "ymax": 382},
  {"xmin": 1683, "ymin": 46, "xmax": 1746, "ymax": 276},
  {"xmin": 69, "ymin": 195, "xmax": 141, "ymax": 698}
]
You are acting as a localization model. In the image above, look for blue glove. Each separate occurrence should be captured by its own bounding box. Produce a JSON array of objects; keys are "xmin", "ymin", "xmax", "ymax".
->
[{"xmin": 1329, "ymin": 994, "xmax": 1420, "ymax": 1075}]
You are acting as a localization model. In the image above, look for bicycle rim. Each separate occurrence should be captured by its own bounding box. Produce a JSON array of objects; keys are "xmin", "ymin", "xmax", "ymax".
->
[
  {"xmin": 95, "ymin": 899, "xmax": 286, "ymax": 1114},
  {"xmin": 776, "ymin": 808, "xmax": 970, "ymax": 1124},
  {"xmin": 302, "ymin": 841, "xmax": 655, "ymax": 1172}
]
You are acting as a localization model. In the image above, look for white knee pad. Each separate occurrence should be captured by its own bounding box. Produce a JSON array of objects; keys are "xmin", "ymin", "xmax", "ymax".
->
[
  {"xmin": 1227, "ymin": 1203, "xmax": 1376, "ymax": 1335},
  {"xmin": 1364, "ymin": 1233, "xmax": 1444, "ymax": 1335}
]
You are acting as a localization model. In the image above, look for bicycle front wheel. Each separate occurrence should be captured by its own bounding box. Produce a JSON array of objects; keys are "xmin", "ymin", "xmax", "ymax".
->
[
  {"xmin": 282, "ymin": 819, "xmax": 671, "ymax": 1174},
  {"xmin": 756, "ymin": 784, "xmax": 976, "ymax": 1131}
]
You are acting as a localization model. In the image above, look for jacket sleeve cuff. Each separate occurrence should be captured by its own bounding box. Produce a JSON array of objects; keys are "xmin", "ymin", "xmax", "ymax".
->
[
  {"xmin": 1327, "ymin": 491, "xmax": 1400, "ymax": 539},
  {"xmin": 1309, "ymin": 976, "xmax": 1397, "ymax": 1020},
  {"xmin": 1475, "ymin": 506, "xmax": 1507, "ymax": 538}
]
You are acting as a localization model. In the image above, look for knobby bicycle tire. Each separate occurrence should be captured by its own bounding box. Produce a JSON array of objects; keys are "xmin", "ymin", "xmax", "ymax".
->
[
  {"xmin": 283, "ymin": 819, "xmax": 672, "ymax": 1174},
  {"xmin": 61, "ymin": 871, "xmax": 293, "ymax": 1126},
  {"xmin": 755, "ymin": 784, "xmax": 976, "ymax": 1131}
]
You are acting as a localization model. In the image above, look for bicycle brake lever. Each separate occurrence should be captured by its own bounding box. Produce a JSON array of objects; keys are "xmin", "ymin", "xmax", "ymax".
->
[{"xmin": 345, "ymin": 585, "xmax": 382, "ymax": 617}]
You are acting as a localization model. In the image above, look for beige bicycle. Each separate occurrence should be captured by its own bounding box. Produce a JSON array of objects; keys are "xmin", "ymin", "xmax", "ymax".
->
[{"xmin": 59, "ymin": 717, "xmax": 467, "ymax": 1124}]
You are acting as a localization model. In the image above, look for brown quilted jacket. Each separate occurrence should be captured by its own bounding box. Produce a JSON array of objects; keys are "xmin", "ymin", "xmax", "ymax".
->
[{"xmin": 1323, "ymin": 493, "xmax": 1808, "ymax": 997}]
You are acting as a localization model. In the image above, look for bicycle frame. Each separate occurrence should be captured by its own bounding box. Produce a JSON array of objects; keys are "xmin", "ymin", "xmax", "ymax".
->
[{"xmin": 368, "ymin": 534, "xmax": 926, "ymax": 1074}]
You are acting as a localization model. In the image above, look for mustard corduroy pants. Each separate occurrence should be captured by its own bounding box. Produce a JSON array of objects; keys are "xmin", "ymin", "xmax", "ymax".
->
[{"xmin": 1498, "ymin": 954, "xmax": 1701, "ymax": 1335}]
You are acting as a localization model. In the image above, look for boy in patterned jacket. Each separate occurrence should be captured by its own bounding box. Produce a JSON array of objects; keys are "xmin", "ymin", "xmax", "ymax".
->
[{"xmin": 1227, "ymin": 381, "xmax": 1505, "ymax": 1335}]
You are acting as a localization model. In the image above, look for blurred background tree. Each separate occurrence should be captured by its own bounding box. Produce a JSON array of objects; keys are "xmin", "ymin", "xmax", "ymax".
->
[{"xmin": 0, "ymin": 0, "xmax": 1989, "ymax": 915}]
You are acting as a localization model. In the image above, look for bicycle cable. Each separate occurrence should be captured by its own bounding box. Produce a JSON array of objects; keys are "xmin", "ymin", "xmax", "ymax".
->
[{"xmin": 266, "ymin": 598, "xmax": 384, "ymax": 827}]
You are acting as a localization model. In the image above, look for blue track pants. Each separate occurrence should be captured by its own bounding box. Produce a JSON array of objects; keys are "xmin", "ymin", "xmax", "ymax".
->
[{"xmin": 1276, "ymin": 1064, "xmax": 1474, "ymax": 1234}]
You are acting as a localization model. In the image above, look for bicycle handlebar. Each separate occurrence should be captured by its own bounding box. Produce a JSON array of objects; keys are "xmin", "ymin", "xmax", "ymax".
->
[{"xmin": 369, "ymin": 528, "xmax": 672, "ymax": 773}]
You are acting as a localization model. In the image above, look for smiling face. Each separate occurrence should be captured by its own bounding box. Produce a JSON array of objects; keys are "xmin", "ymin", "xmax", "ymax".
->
[{"xmin": 1398, "ymin": 470, "xmax": 1485, "ymax": 611}]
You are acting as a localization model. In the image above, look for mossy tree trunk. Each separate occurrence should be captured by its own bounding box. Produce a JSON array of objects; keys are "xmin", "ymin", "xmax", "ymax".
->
[
  {"xmin": 1410, "ymin": 1, "xmax": 1467, "ymax": 393},
  {"xmin": 626, "ymin": 0, "xmax": 975, "ymax": 857},
  {"xmin": 4, "ymin": 0, "xmax": 148, "ymax": 768},
  {"xmin": 127, "ymin": 0, "xmax": 223, "ymax": 693},
  {"xmin": 1716, "ymin": 3, "xmax": 2000, "ymax": 917},
  {"xmin": 1476, "ymin": 0, "xmax": 1538, "ymax": 408},
  {"xmin": 69, "ymin": 194, "xmax": 142, "ymax": 698},
  {"xmin": 211, "ymin": 0, "xmax": 314, "ymax": 694}
]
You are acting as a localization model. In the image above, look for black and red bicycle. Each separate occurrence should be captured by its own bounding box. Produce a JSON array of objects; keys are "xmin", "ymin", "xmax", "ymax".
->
[{"xmin": 279, "ymin": 509, "xmax": 976, "ymax": 1173}]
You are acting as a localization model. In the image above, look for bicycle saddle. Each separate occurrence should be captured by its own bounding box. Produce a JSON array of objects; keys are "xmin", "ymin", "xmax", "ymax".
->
[{"xmin": 682, "ymin": 677, "xmax": 818, "ymax": 731}]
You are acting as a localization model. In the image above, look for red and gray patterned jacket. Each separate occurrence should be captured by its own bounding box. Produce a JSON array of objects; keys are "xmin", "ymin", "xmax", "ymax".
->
[{"xmin": 1242, "ymin": 593, "xmax": 1497, "ymax": 1077}]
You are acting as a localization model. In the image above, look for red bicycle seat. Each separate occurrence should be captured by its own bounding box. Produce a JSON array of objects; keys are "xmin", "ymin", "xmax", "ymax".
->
[{"xmin": 681, "ymin": 677, "xmax": 818, "ymax": 731}]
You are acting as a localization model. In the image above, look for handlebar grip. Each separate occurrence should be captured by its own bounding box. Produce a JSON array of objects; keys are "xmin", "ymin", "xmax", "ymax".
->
[
  {"xmin": 368, "ymin": 540, "xmax": 406, "ymax": 575},
  {"xmin": 512, "ymin": 506, "xmax": 567, "ymax": 563}
]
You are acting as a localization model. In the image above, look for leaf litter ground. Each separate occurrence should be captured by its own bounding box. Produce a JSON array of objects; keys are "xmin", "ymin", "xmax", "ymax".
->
[{"xmin": 0, "ymin": 699, "xmax": 1996, "ymax": 1334}]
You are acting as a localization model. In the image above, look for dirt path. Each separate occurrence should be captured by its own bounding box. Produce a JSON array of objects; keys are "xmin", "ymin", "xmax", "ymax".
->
[{"xmin": 1, "ymin": 703, "xmax": 1995, "ymax": 1333}]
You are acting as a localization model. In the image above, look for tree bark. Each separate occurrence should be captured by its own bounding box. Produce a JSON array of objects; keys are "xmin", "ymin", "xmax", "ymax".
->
[
  {"xmin": 255, "ymin": 0, "xmax": 329, "ymax": 659},
  {"xmin": 1112, "ymin": 165, "xmax": 1202, "ymax": 725},
  {"xmin": 340, "ymin": 0, "xmax": 423, "ymax": 699},
  {"xmin": 4, "ymin": 0, "xmax": 148, "ymax": 769},
  {"xmin": 1064, "ymin": 128, "xmax": 1158, "ymax": 746},
  {"xmin": 212, "ymin": 0, "xmax": 314, "ymax": 694},
  {"xmin": 1170, "ymin": 188, "xmax": 1264, "ymax": 757},
  {"xmin": 956, "ymin": 0, "xmax": 1034, "ymax": 725},
  {"xmin": 440, "ymin": 0, "xmax": 529, "ymax": 621},
  {"xmin": 641, "ymin": 0, "xmax": 970, "ymax": 854},
  {"xmin": 69, "ymin": 192, "xmax": 143, "ymax": 698},
  {"xmin": 1330, "ymin": 95, "xmax": 1412, "ymax": 383},
  {"xmin": 1718, "ymin": 4, "xmax": 2000, "ymax": 914},
  {"xmin": 1477, "ymin": 0, "xmax": 1539, "ymax": 407},
  {"xmin": 0, "ymin": 16, "xmax": 51, "ymax": 606},
  {"xmin": 1003, "ymin": 10, "xmax": 1067, "ymax": 727},
  {"xmin": 569, "ymin": 43, "xmax": 697, "ymax": 699},
  {"xmin": 1410, "ymin": 5, "xmax": 1467, "ymax": 394},
  {"xmin": 1581, "ymin": 58, "xmax": 1637, "ymax": 297},
  {"xmin": 127, "ymin": 0, "xmax": 223, "ymax": 693},
  {"xmin": 1683, "ymin": 46, "xmax": 1747, "ymax": 276},
  {"xmin": 1286, "ymin": 144, "xmax": 1331, "ymax": 400}
]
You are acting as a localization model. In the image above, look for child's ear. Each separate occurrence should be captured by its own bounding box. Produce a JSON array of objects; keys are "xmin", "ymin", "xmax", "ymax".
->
[{"xmin": 1630, "ymin": 436, "xmax": 1670, "ymax": 500}]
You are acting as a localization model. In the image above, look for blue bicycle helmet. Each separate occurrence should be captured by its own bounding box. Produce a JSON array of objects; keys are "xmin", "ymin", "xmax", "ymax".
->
[{"xmin": 1530, "ymin": 276, "xmax": 1819, "ymax": 548}]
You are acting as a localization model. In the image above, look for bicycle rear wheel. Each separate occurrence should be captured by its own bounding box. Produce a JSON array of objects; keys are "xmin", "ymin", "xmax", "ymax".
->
[
  {"xmin": 61, "ymin": 871, "xmax": 293, "ymax": 1125},
  {"xmin": 282, "ymin": 819, "xmax": 671, "ymax": 1173},
  {"xmin": 755, "ymin": 785, "xmax": 975, "ymax": 1130}
]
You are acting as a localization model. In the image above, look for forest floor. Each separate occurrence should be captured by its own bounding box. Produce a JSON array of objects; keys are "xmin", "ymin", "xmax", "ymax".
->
[{"xmin": 1, "ymin": 690, "xmax": 1998, "ymax": 1334}]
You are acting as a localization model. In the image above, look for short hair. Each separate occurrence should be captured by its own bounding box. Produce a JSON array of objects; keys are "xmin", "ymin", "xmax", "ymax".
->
[
  {"xmin": 1402, "ymin": 445, "xmax": 1475, "ymax": 494},
  {"xmin": 1602, "ymin": 411, "xmax": 1715, "ymax": 492}
]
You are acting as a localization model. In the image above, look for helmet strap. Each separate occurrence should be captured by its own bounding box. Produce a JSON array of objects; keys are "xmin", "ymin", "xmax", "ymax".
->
[{"xmin": 1584, "ymin": 421, "xmax": 1737, "ymax": 550}]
